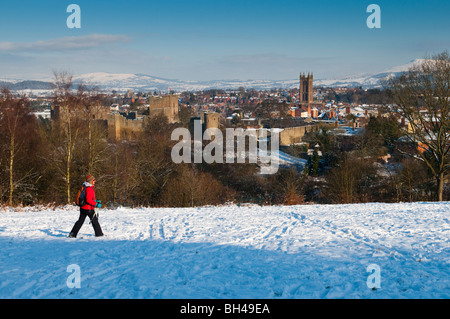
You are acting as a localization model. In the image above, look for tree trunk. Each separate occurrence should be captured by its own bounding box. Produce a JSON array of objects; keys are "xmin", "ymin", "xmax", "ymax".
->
[
  {"xmin": 88, "ymin": 117, "xmax": 93, "ymax": 173},
  {"xmin": 9, "ymin": 134, "xmax": 14, "ymax": 206},
  {"xmin": 66, "ymin": 145, "xmax": 71, "ymax": 205},
  {"xmin": 437, "ymin": 173, "xmax": 445, "ymax": 202},
  {"xmin": 113, "ymin": 149, "xmax": 118, "ymax": 206},
  {"xmin": 408, "ymin": 178, "xmax": 412, "ymax": 202},
  {"xmin": 66, "ymin": 119, "xmax": 73, "ymax": 205}
]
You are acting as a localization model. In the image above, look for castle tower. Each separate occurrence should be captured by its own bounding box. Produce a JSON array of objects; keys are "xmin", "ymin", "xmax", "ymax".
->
[
  {"xmin": 299, "ymin": 72, "xmax": 313, "ymax": 105},
  {"xmin": 148, "ymin": 95, "xmax": 179, "ymax": 123},
  {"xmin": 205, "ymin": 112, "xmax": 220, "ymax": 130}
]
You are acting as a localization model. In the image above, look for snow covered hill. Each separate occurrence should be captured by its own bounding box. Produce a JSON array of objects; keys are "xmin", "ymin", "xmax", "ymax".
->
[
  {"xmin": 1, "ymin": 59, "xmax": 426, "ymax": 92},
  {"xmin": 313, "ymin": 59, "xmax": 427, "ymax": 88},
  {"xmin": 69, "ymin": 59, "xmax": 425, "ymax": 91},
  {"xmin": 72, "ymin": 73, "xmax": 300, "ymax": 92},
  {"xmin": 0, "ymin": 202, "xmax": 449, "ymax": 299}
]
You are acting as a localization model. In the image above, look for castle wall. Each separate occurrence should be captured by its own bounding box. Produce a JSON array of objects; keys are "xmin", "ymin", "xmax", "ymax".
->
[
  {"xmin": 107, "ymin": 113, "xmax": 145, "ymax": 140},
  {"xmin": 106, "ymin": 95, "xmax": 181, "ymax": 140},
  {"xmin": 279, "ymin": 125, "xmax": 319, "ymax": 146}
]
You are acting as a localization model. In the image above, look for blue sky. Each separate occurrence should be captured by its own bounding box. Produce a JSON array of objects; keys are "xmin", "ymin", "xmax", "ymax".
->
[{"xmin": 0, "ymin": 0, "xmax": 449, "ymax": 81}]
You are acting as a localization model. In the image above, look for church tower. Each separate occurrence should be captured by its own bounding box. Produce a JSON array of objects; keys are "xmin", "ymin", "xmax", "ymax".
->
[{"xmin": 299, "ymin": 72, "xmax": 313, "ymax": 105}]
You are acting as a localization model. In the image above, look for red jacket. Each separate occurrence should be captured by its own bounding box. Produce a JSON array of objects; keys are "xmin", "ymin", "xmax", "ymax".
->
[{"xmin": 81, "ymin": 186, "xmax": 96, "ymax": 210}]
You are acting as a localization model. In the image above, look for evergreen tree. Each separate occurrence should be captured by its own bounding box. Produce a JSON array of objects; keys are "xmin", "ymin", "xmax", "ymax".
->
[{"xmin": 309, "ymin": 146, "xmax": 320, "ymax": 176}]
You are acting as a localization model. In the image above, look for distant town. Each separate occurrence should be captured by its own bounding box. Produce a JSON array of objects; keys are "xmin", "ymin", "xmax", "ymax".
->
[{"xmin": 26, "ymin": 72, "xmax": 399, "ymax": 144}]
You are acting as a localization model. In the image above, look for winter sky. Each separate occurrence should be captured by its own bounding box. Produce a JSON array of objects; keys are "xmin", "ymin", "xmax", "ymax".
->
[{"xmin": 0, "ymin": 0, "xmax": 449, "ymax": 81}]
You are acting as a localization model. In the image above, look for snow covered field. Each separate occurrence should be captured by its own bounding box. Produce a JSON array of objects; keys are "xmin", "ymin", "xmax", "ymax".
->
[{"xmin": 0, "ymin": 202, "xmax": 449, "ymax": 299}]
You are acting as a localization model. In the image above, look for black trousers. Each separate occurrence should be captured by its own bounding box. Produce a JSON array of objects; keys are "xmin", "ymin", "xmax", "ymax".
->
[{"xmin": 70, "ymin": 208, "xmax": 103, "ymax": 237}]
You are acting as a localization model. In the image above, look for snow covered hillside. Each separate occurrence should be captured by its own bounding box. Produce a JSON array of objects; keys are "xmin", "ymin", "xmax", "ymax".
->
[
  {"xmin": 0, "ymin": 202, "xmax": 449, "ymax": 299},
  {"xmin": 2, "ymin": 59, "xmax": 426, "ymax": 92}
]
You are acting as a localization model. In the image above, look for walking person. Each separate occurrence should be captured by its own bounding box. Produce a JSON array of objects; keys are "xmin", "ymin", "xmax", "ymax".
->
[{"xmin": 68, "ymin": 175, "xmax": 104, "ymax": 238}]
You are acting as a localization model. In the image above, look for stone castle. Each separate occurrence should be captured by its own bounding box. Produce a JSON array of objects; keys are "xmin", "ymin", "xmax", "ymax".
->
[
  {"xmin": 107, "ymin": 95, "xmax": 180, "ymax": 140},
  {"xmin": 51, "ymin": 95, "xmax": 182, "ymax": 140}
]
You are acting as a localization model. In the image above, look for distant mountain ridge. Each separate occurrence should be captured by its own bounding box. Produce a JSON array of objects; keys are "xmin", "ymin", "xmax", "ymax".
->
[
  {"xmin": 313, "ymin": 59, "xmax": 427, "ymax": 88},
  {"xmin": 0, "ymin": 80, "xmax": 55, "ymax": 91},
  {"xmin": 0, "ymin": 59, "xmax": 425, "ymax": 92}
]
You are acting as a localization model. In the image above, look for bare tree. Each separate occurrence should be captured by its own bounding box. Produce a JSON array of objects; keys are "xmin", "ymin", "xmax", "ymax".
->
[
  {"xmin": 0, "ymin": 89, "xmax": 37, "ymax": 206},
  {"xmin": 161, "ymin": 165, "xmax": 229, "ymax": 207},
  {"xmin": 51, "ymin": 72, "xmax": 84, "ymax": 204},
  {"xmin": 386, "ymin": 52, "xmax": 450, "ymax": 201},
  {"xmin": 275, "ymin": 167, "xmax": 305, "ymax": 205},
  {"xmin": 324, "ymin": 154, "xmax": 376, "ymax": 204},
  {"xmin": 127, "ymin": 114, "xmax": 176, "ymax": 206},
  {"xmin": 396, "ymin": 158, "xmax": 431, "ymax": 202}
]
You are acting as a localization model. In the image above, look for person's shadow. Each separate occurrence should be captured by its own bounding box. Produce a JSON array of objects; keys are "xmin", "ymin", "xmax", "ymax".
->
[{"xmin": 39, "ymin": 229, "xmax": 70, "ymax": 238}]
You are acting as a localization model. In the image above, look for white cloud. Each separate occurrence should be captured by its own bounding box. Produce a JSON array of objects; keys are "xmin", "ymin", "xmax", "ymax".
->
[{"xmin": 0, "ymin": 34, "xmax": 130, "ymax": 52}]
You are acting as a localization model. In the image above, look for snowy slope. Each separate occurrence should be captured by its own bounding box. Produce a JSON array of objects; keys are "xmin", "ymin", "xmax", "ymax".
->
[
  {"xmin": 0, "ymin": 202, "xmax": 449, "ymax": 299},
  {"xmin": 258, "ymin": 149, "xmax": 308, "ymax": 173},
  {"xmin": 1, "ymin": 59, "xmax": 426, "ymax": 92},
  {"xmin": 70, "ymin": 59, "xmax": 425, "ymax": 91},
  {"xmin": 72, "ymin": 73, "xmax": 300, "ymax": 92},
  {"xmin": 314, "ymin": 59, "xmax": 427, "ymax": 88}
]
